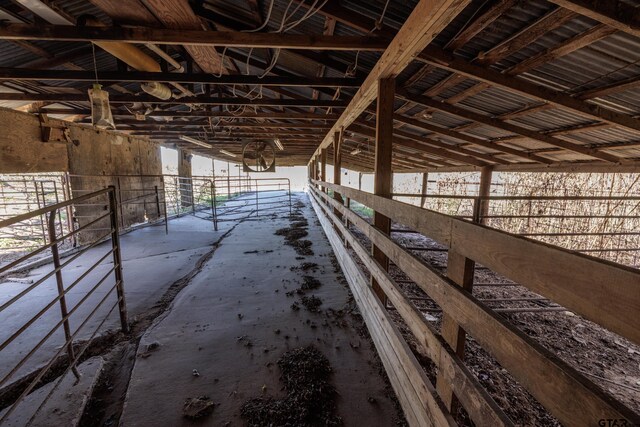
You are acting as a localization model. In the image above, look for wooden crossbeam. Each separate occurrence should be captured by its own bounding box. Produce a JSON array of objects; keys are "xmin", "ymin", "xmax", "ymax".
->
[
  {"xmin": 349, "ymin": 123, "xmax": 484, "ymax": 167},
  {"xmin": 398, "ymin": 89, "xmax": 624, "ymax": 163},
  {"xmin": 310, "ymin": 0, "xmax": 472, "ymax": 159},
  {"xmin": 0, "ymin": 68, "xmax": 363, "ymax": 87},
  {"xmin": 0, "ymin": 93, "xmax": 348, "ymax": 107},
  {"xmin": 445, "ymin": 0, "xmax": 518, "ymax": 51},
  {"xmin": 477, "ymin": 8, "xmax": 576, "ymax": 65},
  {"xmin": 0, "ymin": 24, "xmax": 389, "ymax": 51},
  {"xmin": 352, "ymin": 121, "xmax": 503, "ymax": 166},
  {"xmin": 390, "ymin": 112, "xmax": 552, "ymax": 164},
  {"xmin": 115, "ymin": 121, "xmax": 332, "ymax": 129},
  {"xmin": 548, "ymin": 0, "xmax": 640, "ymax": 37},
  {"xmin": 506, "ymin": 24, "xmax": 615, "ymax": 75},
  {"xmin": 417, "ymin": 47, "xmax": 640, "ymax": 135}
]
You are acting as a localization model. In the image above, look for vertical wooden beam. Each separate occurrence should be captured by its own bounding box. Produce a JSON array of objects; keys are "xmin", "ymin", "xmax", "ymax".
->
[
  {"xmin": 320, "ymin": 148, "xmax": 327, "ymax": 194},
  {"xmin": 371, "ymin": 77, "xmax": 395, "ymax": 301},
  {"xmin": 478, "ymin": 166, "xmax": 493, "ymax": 224},
  {"xmin": 333, "ymin": 129, "xmax": 344, "ymax": 217},
  {"xmin": 436, "ymin": 166, "xmax": 492, "ymax": 412},
  {"xmin": 420, "ymin": 172, "xmax": 428, "ymax": 208}
]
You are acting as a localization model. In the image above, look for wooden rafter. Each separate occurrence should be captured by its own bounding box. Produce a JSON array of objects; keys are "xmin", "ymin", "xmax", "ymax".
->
[
  {"xmin": 310, "ymin": 0, "xmax": 473, "ymax": 158},
  {"xmin": 548, "ymin": 0, "xmax": 640, "ymax": 37},
  {"xmin": 0, "ymin": 92, "xmax": 348, "ymax": 107},
  {"xmin": 0, "ymin": 68, "xmax": 362, "ymax": 87},
  {"xmin": 417, "ymin": 47, "xmax": 640, "ymax": 134},
  {"xmin": 0, "ymin": 24, "xmax": 389, "ymax": 51},
  {"xmin": 397, "ymin": 89, "xmax": 624, "ymax": 163}
]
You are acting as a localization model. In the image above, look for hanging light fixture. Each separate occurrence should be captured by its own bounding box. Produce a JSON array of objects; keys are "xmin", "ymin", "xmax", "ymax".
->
[
  {"xmin": 273, "ymin": 138, "xmax": 284, "ymax": 151},
  {"xmin": 219, "ymin": 149, "xmax": 237, "ymax": 158},
  {"xmin": 88, "ymin": 43, "xmax": 115, "ymax": 129},
  {"xmin": 179, "ymin": 135, "xmax": 211, "ymax": 148}
]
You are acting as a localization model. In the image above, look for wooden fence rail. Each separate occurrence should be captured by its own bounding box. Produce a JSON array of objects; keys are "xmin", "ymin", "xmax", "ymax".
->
[{"xmin": 308, "ymin": 180, "xmax": 640, "ymax": 427}]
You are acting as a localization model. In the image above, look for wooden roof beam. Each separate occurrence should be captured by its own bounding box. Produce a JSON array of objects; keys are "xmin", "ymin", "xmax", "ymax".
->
[
  {"xmin": 353, "ymin": 119, "xmax": 509, "ymax": 165},
  {"xmin": 445, "ymin": 0, "xmax": 519, "ymax": 51},
  {"xmin": 548, "ymin": 0, "xmax": 640, "ymax": 38},
  {"xmin": 349, "ymin": 122, "xmax": 486, "ymax": 167},
  {"xmin": 0, "ymin": 92, "xmax": 348, "ymax": 107},
  {"xmin": 417, "ymin": 47, "xmax": 640, "ymax": 135},
  {"xmin": 0, "ymin": 24, "xmax": 389, "ymax": 51},
  {"xmin": 397, "ymin": 88, "xmax": 624, "ymax": 163},
  {"xmin": 45, "ymin": 109, "xmax": 340, "ymax": 120},
  {"xmin": 310, "ymin": 0, "xmax": 473, "ymax": 159},
  {"xmin": 0, "ymin": 68, "xmax": 362, "ymax": 87},
  {"xmin": 390, "ymin": 112, "xmax": 553, "ymax": 164}
]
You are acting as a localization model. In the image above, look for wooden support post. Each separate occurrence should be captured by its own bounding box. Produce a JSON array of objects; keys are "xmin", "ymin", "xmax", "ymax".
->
[
  {"xmin": 333, "ymin": 129, "xmax": 344, "ymax": 219},
  {"xmin": 420, "ymin": 172, "xmax": 428, "ymax": 208},
  {"xmin": 436, "ymin": 166, "xmax": 492, "ymax": 412},
  {"xmin": 478, "ymin": 166, "xmax": 493, "ymax": 224},
  {"xmin": 320, "ymin": 148, "xmax": 327, "ymax": 194},
  {"xmin": 358, "ymin": 172, "xmax": 363, "ymax": 191},
  {"xmin": 371, "ymin": 77, "xmax": 395, "ymax": 301}
]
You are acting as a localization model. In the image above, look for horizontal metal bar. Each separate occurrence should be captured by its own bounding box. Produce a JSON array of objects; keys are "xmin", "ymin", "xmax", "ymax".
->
[
  {"xmin": 0, "ymin": 188, "xmax": 112, "ymax": 229},
  {"xmin": 0, "ymin": 231, "xmax": 113, "ymax": 313},
  {"xmin": 0, "ymin": 213, "xmax": 111, "ymax": 274},
  {"xmin": 0, "ymin": 274, "xmax": 119, "ymax": 389},
  {"xmin": 0, "ymin": 257, "xmax": 115, "ymax": 353}
]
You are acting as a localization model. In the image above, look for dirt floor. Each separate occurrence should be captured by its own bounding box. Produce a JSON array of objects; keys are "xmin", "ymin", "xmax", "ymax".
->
[{"xmin": 346, "ymin": 218, "xmax": 640, "ymax": 426}]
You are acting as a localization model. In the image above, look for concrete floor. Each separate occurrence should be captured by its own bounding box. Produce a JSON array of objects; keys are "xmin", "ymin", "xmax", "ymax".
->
[
  {"xmin": 120, "ymin": 193, "xmax": 397, "ymax": 426},
  {"xmin": 0, "ymin": 215, "xmax": 229, "ymax": 386},
  {"xmin": 1, "ymin": 192, "xmax": 398, "ymax": 426}
]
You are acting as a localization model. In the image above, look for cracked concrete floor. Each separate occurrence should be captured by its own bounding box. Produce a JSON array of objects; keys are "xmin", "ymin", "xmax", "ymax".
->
[{"xmin": 119, "ymin": 193, "xmax": 397, "ymax": 426}]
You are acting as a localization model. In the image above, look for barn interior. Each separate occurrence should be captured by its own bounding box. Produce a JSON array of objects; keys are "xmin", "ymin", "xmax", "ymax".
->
[{"xmin": 0, "ymin": 0, "xmax": 639, "ymax": 425}]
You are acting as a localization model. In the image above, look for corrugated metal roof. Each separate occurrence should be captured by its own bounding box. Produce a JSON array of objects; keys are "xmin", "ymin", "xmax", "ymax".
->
[{"xmin": 0, "ymin": 0, "xmax": 639, "ymax": 169}]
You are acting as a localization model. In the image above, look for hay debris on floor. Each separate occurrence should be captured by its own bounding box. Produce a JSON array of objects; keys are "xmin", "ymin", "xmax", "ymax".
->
[
  {"xmin": 301, "ymin": 295, "xmax": 323, "ymax": 312},
  {"xmin": 300, "ymin": 275, "xmax": 322, "ymax": 290},
  {"xmin": 241, "ymin": 346, "xmax": 342, "ymax": 427}
]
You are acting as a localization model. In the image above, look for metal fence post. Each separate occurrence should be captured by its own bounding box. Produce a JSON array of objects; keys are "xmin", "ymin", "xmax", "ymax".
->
[
  {"xmin": 116, "ymin": 176, "xmax": 125, "ymax": 228},
  {"xmin": 211, "ymin": 180, "xmax": 218, "ymax": 231},
  {"xmin": 255, "ymin": 179, "xmax": 259, "ymax": 217},
  {"xmin": 108, "ymin": 187, "xmax": 129, "ymax": 334},
  {"xmin": 35, "ymin": 181, "xmax": 47, "ymax": 244},
  {"xmin": 161, "ymin": 179, "xmax": 169, "ymax": 234},
  {"xmin": 288, "ymin": 180, "xmax": 292, "ymax": 215},
  {"xmin": 175, "ymin": 176, "xmax": 180, "ymax": 217},
  {"xmin": 47, "ymin": 209, "xmax": 80, "ymax": 380}
]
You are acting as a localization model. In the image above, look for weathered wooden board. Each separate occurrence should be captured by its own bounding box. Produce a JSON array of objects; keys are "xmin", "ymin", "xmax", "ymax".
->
[
  {"xmin": 315, "ymin": 180, "xmax": 640, "ymax": 346},
  {"xmin": 311, "ymin": 184, "xmax": 640, "ymax": 426}
]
